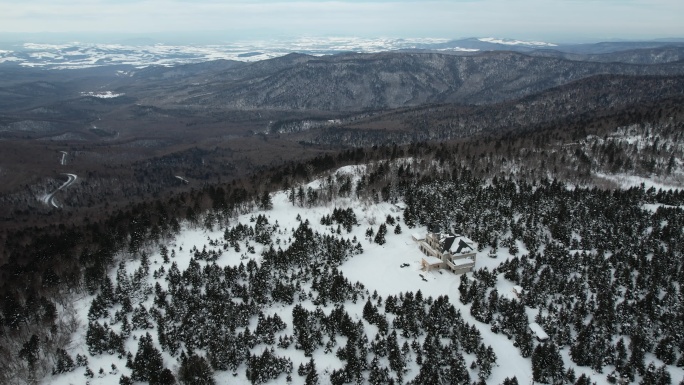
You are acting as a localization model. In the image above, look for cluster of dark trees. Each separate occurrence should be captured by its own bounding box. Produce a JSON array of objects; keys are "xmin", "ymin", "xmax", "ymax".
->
[
  {"xmin": 72, "ymin": 201, "xmax": 503, "ymax": 384},
  {"xmin": 396, "ymin": 165, "xmax": 684, "ymax": 383},
  {"xmin": 320, "ymin": 207, "xmax": 359, "ymax": 233}
]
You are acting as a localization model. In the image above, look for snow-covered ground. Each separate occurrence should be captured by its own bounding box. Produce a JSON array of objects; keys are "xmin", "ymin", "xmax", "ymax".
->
[
  {"xmin": 0, "ymin": 37, "xmax": 453, "ymax": 69},
  {"xmin": 0, "ymin": 36, "xmax": 573, "ymax": 69},
  {"xmin": 478, "ymin": 37, "xmax": 558, "ymax": 47},
  {"xmin": 594, "ymin": 172, "xmax": 683, "ymax": 191},
  {"xmin": 80, "ymin": 91, "xmax": 125, "ymax": 99},
  {"xmin": 44, "ymin": 165, "xmax": 683, "ymax": 385}
]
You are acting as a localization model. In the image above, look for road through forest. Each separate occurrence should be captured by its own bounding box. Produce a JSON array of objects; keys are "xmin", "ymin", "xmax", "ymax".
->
[
  {"xmin": 41, "ymin": 151, "xmax": 77, "ymax": 208},
  {"xmin": 41, "ymin": 173, "xmax": 77, "ymax": 208}
]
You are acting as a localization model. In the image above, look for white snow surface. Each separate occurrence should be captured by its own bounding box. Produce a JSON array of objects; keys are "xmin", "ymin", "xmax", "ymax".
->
[
  {"xmin": 44, "ymin": 164, "xmax": 683, "ymax": 385},
  {"xmin": 643, "ymin": 203, "xmax": 681, "ymax": 212},
  {"xmin": 478, "ymin": 37, "xmax": 558, "ymax": 47},
  {"xmin": 81, "ymin": 91, "xmax": 125, "ymax": 98},
  {"xmin": 4, "ymin": 37, "xmax": 454, "ymax": 69},
  {"xmin": 0, "ymin": 36, "xmax": 574, "ymax": 69},
  {"xmin": 436, "ymin": 47, "xmax": 480, "ymax": 52},
  {"xmin": 594, "ymin": 171, "xmax": 683, "ymax": 191}
]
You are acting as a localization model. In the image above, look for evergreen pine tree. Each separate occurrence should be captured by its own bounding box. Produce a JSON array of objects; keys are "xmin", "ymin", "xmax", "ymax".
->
[
  {"xmin": 53, "ymin": 348, "xmax": 76, "ymax": 374},
  {"xmin": 386, "ymin": 215, "xmax": 396, "ymax": 225},
  {"xmin": 476, "ymin": 344, "xmax": 497, "ymax": 381},
  {"xmin": 574, "ymin": 374, "xmax": 593, "ymax": 385},
  {"xmin": 368, "ymin": 356, "xmax": 391, "ymax": 385},
  {"xmin": 178, "ymin": 354, "xmax": 215, "ymax": 385},
  {"xmin": 654, "ymin": 335, "xmax": 676, "ymax": 365},
  {"xmin": 132, "ymin": 333, "xmax": 165, "ymax": 384},
  {"xmin": 374, "ymin": 224, "xmax": 387, "ymax": 245},
  {"xmin": 87, "ymin": 294, "xmax": 110, "ymax": 321},
  {"xmin": 366, "ymin": 227, "xmax": 374, "ymax": 240},
  {"xmin": 76, "ymin": 354, "xmax": 88, "ymax": 367},
  {"xmin": 259, "ymin": 191, "xmax": 273, "ymax": 210},
  {"xmin": 19, "ymin": 334, "xmax": 40, "ymax": 369},
  {"xmin": 387, "ymin": 330, "xmax": 405, "ymax": 375},
  {"xmin": 86, "ymin": 321, "xmax": 108, "ymax": 355},
  {"xmin": 502, "ymin": 376, "xmax": 519, "ymax": 385},
  {"xmin": 447, "ymin": 354, "xmax": 470, "ymax": 384},
  {"xmin": 304, "ymin": 358, "xmax": 319, "ymax": 385},
  {"xmin": 516, "ymin": 328, "xmax": 534, "ymax": 358},
  {"xmin": 533, "ymin": 342, "xmax": 565, "ymax": 384}
]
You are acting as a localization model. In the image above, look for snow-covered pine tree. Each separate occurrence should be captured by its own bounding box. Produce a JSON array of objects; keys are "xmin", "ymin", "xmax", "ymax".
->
[{"xmin": 374, "ymin": 224, "xmax": 387, "ymax": 245}]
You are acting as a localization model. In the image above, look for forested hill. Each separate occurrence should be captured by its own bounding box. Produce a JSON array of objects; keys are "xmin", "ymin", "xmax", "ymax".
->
[
  {"xmin": 137, "ymin": 51, "xmax": 684, "ymax": 111},
  {"xmin": 2, "ymin": 139, "xmax": 684, "ymax": 384},
  {"xmin": 299, "ymin": 74, "xmax": 684, "ymax": 147},
  {"xmin": 2, "ymin": 46, "xmax": 683, "ymax": 229}
]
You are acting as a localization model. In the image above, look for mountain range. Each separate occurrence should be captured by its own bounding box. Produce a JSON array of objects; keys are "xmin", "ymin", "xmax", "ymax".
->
[
  {"xmin": 1, "ymin": 37, "xmax": 683, "ymax": 229},
  {"xmin": 1, "ymin": 36, "xmax": 684, "ymax": 385},
  {"xmin": 1, "ymin": 37, "xmax": 684, "ymax": 69}
]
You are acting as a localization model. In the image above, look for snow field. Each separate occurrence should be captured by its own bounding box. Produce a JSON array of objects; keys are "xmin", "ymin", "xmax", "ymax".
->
[{"xmin": 46, "ymin": 165, "xmax": 683, "ymax": 385}]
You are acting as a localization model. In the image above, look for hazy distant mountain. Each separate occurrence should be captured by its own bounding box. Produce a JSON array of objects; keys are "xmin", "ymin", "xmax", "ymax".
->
[
  {"xmin": 526, "ymin": 46, "xmax": 684, "ymax": 64},
  {"xmin": 307, "ymin": 74, "xmax": 684, "ymax": 146},
  {"xmin": 1, "ymin": 37, "xmax": 684, "ymax": 70},
  {"xmin": 131, "ymin": 51, "xmax": 684, "ymax": 111},
  {"xmin": 1, "ymin": 37, "xmax": 683, "ymax": 231},
  {"xmin": 2, "ymin": 48, "xmax": 684, "ymax": 125}
]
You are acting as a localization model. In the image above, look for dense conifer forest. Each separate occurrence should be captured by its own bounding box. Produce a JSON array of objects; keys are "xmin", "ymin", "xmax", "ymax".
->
[{"xmin": 1, "ymin": 119, "xmax": 684, "ymax": 385}]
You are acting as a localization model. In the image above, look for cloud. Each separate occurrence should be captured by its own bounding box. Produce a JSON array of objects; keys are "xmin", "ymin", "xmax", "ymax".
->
[{"xmin": 1, "ymin": 0, "xmax": 683, "ymax": 42}]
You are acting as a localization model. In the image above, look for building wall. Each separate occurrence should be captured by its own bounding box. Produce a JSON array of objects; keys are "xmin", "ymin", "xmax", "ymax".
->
[
  {"xmin": 419, "ymin": 233, "xmax": 476, "ymax": 274},
  {"xmin": 421, "ymin": 259, "xmax": 445, "ymax": 271},
  {"xmin": 451, "ymin": 265, "xmax": 474, "ymax": 275}
]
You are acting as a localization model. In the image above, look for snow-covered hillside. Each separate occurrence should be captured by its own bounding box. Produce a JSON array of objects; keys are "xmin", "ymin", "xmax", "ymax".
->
[{"xmin": 42, "ymin": 164, "xmax": 684, "ymax": 385}]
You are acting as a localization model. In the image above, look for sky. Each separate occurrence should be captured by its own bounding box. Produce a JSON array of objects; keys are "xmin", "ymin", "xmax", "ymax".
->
[{"xmin": 1, "ymin": 0, "xmax": 683, "ymax": 43}]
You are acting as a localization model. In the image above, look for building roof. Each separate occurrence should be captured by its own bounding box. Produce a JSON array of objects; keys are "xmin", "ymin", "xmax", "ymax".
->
[
  {"xmin": 502, "ymin": 291, "xmax": 519, "ymax": 301},
  {"xmin": 437, "ymin": 234, "xmax": 475, "ymax": 254},
  {"xmin": 422, "ymin": 255, "xmax": 443, "ymax": 265},
  {"xmin": 529, "ymin": 323, "xmax": 549, "ymax": 340},
  {"xmin": 451, "ymin": 257, "xmax": 475, "ymax": 267}
]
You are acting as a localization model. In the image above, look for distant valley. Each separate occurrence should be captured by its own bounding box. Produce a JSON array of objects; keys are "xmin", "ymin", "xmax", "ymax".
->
[{"xmin": 1, "ymin": 40, "xmax": 684, "ymax": 232}]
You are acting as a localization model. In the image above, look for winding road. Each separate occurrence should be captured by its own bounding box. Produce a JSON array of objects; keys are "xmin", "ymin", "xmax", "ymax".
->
[
  {"xmin": 41, "ymin": 150, "xmax": 78, "ymax": 208},
  {"xmin": 42, "ymin": 173, "xmax": 78, "ymax": 208}
]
